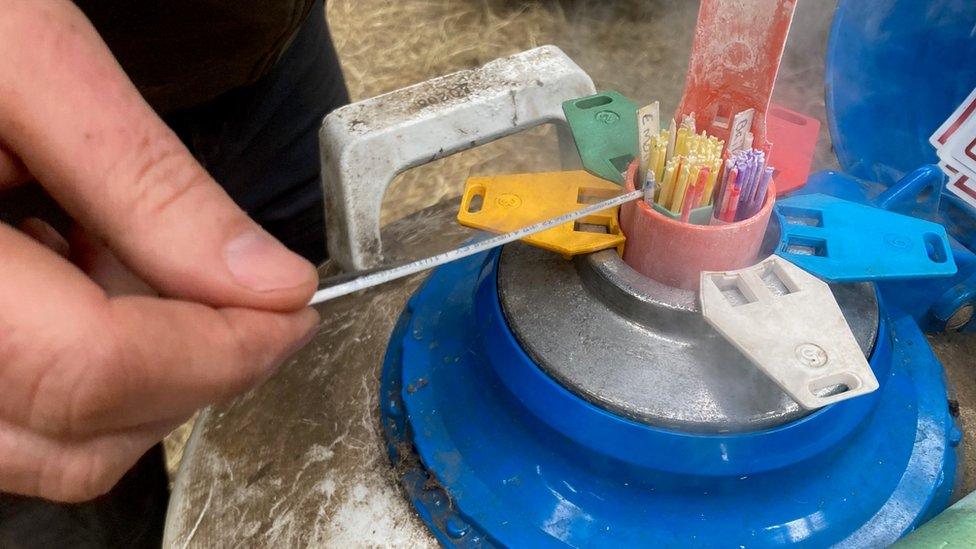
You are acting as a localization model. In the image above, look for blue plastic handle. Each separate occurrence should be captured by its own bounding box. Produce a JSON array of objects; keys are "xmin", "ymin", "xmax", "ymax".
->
[{"xmin": 775, "ymin": 194, "xmax": 958, "ymax": 282}]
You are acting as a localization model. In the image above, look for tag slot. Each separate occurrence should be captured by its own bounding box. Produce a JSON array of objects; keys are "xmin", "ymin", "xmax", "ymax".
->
[
  {"xmin": 577, "ymin": 187, "xmax": 617, "ymax": 205},
  {"xmin": 708, "ymin": 274, "xmax": 759, "ymax": 307},
  {"xmin": 784, "ymin": 236, "xmax": 828, "ymax": 257},
  {"xmin": 778, "ymin": 205, "xmax": 823, "ymax": 227},
  {"xmin": 574, "ymin": 221, "xmax": 610, "ymax": 234},
  {"xmin": 574, "ymin": 95, "xmax": 613, "ymax": 110},
  {"xmin": 809, "ymin": 372, "xmax": 861, "ymax": 399},
  {"xmin": 924, "ymin": 232, "xmax": 948, "ymax": 263},
  {"xmin": 609, "ymin": 155, "xmax": 633, "ymax": 174},
  {"xmin": 711, "ymin": 103, "xmax": 732, "ymax": 129},
  {"xmin": 758, "ymin": 261, "xmax": 798, "ymax": 296},
  {"xmin": 463, "ymin": 185, "xmax": 486, "ymax": 214}
]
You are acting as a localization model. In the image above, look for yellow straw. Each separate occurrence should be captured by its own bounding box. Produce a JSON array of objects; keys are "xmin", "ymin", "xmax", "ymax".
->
[
  {"xmin": 643, "ymin": 120, "xmax": 725, "ymax": 213},
  {"xmin": 654, "ymin": 138, "xmax": 667, "ymax": 181},
  {"xmin": 647, "ymin": 144, "xmax": 660, "ymax": 185},
  {"xmin": 675, "ymin": 127, "xmax": 689, "ymax": 157},
  {"xmin": 659, "ymin": 159, "xmax": 677, "ymax": 206},
  {"xmin": 702, "ymin": 158, "xmax": 722, "ymax": 204},
  {"xmin": 670, "ymin": 163, "xmax": 694, "ymax": 213}
]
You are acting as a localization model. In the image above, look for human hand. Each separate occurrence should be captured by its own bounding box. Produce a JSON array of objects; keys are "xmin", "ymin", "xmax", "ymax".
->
[{"xmin": 0, "ymin": 0, "xmax": 320, "ymax": 501}]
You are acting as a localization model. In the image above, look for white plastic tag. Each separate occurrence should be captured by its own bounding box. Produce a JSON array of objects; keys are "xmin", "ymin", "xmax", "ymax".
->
[
  {"xmin": 727, "ymin": 108, "xmax": 755, "ymax": 154},
  {"xmin": 700, "ymin": 255, "xmax": 879, "ymax": 410},
  {"xmin": 637, "ymin": 101, "xmax": 660, "ymax": 181}
]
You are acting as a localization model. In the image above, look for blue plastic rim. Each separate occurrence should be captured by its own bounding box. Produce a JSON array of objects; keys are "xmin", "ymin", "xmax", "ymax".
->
[{"xmin": 380, "ymin": 249, "xmax": 959, "ymax": 547}]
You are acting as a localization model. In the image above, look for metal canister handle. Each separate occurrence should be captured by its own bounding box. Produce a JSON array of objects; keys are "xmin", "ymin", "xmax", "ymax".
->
[{"xmin": 318, "ymin": 45, "xmax": 595, "ymax": 271}]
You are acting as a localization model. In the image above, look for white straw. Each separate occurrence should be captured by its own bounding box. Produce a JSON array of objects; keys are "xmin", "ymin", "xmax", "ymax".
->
[{"xmin": 309, "ymin": 189, "xmax": 642, "ymax": 305}]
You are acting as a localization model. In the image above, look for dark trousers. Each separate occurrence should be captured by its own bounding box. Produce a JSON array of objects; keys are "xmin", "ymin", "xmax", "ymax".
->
[
  {"xmin": 0, "ymin": 2, "xmax": 348, "ymax": 546},
  {"xmin": 167, "ymin": 0, "xmax": 349, "ymax": 264}
]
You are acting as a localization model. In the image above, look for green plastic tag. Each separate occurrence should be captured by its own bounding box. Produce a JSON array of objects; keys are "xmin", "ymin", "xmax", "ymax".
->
[{"xmin": 562, "ymin": 91, "xmax": 638, "ymax": 184}]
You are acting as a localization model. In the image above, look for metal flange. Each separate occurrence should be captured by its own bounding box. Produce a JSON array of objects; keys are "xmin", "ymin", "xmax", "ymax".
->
[{"xmin": 497, "ymin": 244, "xmax": 879, "ymax": 432}]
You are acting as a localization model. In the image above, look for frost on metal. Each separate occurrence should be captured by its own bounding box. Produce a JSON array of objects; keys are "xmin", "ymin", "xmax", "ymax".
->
[
  {"xmin": 319, "ymin": 45, "xmax": 595, "ymax": 271},
  {"xmin": 700, "ymin": 255, "xmax": 880, "ymax": 410}
]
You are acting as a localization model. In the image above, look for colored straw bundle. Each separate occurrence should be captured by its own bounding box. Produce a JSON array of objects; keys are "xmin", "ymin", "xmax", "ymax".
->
[
  {"xmin": 643, "ymin": 117, "xmax": 724, "ymax": 218},
  {"xmin": 712, "ymin": 149, "xmax": 773, "ymax": 222},
  {"xmin": 639, "ymin": 113, "xmax": 774, "ymax": 224}
]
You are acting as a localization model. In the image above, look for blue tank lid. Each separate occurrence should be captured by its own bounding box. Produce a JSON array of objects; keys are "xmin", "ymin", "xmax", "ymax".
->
[{"xmin": 826, "ymin": 0, "xmax": 976, "ymax": 185}]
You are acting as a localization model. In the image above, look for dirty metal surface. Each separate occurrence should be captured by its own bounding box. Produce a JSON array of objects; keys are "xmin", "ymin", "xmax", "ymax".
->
[
  {"xmin": 164, "ymin": 203, "xmax": 470, "ymax": 548},
  {"xmin": 498, "ymin": 244, "xmax": 879, "ymax": 433}
]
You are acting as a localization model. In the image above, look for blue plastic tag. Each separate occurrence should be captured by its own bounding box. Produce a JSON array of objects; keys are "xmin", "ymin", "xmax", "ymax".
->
[{"xmin": 774, "ymin": 193, "xmax": 958, "ymax": 282}]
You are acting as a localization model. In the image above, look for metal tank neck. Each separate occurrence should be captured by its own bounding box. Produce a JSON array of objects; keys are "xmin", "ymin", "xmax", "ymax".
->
[{"xmin": 497, "ymin": 243, "xmax": 879, "ymax": 433}]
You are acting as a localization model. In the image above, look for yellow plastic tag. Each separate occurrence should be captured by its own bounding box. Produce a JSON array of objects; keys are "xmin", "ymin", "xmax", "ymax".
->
[{"xmin": 457, "ymin": 171, "xmax": 626, "ymax": 258}]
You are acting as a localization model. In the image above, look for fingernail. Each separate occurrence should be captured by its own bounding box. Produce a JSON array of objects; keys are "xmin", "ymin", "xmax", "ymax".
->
[{"xmin": 224, "ymin": 229, "xmax": 315, "ymax": 292}]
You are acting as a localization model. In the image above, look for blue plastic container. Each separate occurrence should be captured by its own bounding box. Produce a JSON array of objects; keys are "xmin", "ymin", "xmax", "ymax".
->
[
  {"xmin": 378, "ymin": 1, "xmax": 976, "ymax": 545},
  {"xmin": 827, "ymin": 0, "xmax": 976, "ymax": 186}
]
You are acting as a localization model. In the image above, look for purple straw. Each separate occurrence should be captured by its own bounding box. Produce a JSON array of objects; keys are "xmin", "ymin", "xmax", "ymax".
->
[
  {"xmin": 741, "ymin": 164, "xmax": 773, "ymax": 220},
  {"xmin": 753, "ymin": 166, "xmax": 774, "ymax": 211},
  {"xmin": 751, "ymin": 152, "xmax": 766, "ymax": 202},
  {"xmin": 736, "ymin": 158, "xmax": 756, "ymax": 218},
  {"xmin": 735, "ymin": 151, "xmax": 761, "ymax": 221},
  {"xmin": 719, "ymin": 148, "xmax": 775, "ymax": 221}
]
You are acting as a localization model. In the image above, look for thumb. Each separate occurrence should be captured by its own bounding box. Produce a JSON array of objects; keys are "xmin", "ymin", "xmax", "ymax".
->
[{"xmin": 0, "ymin": 0, "xmax": 318, "ymax": 310}]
